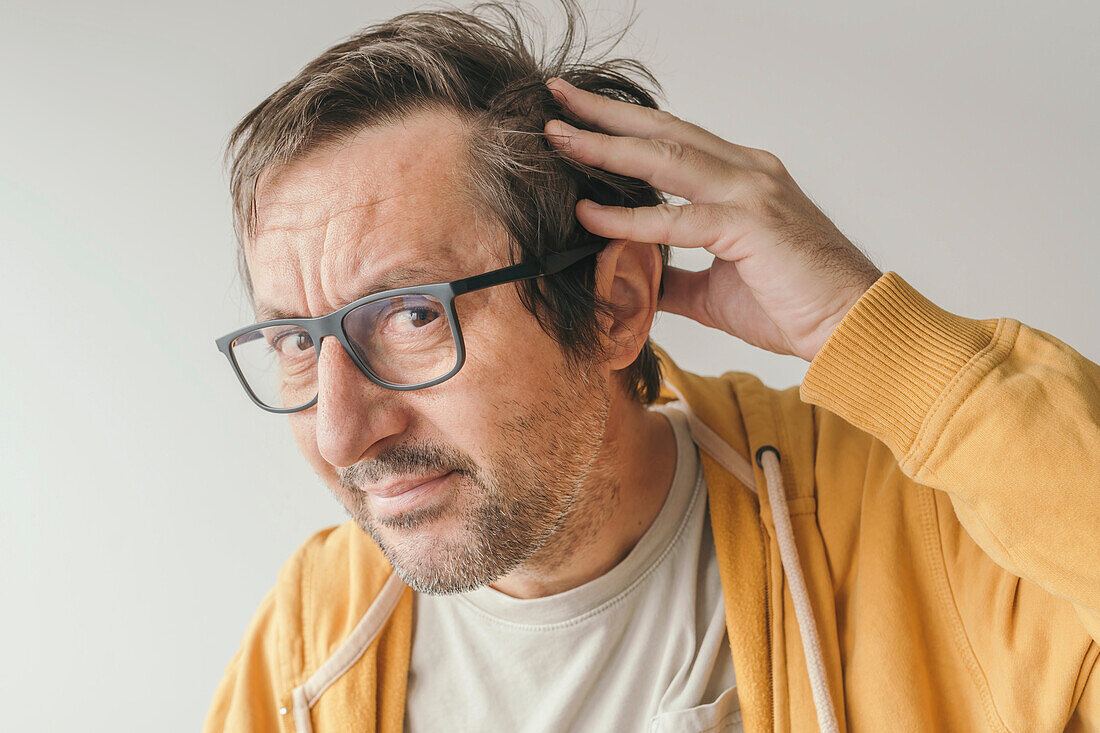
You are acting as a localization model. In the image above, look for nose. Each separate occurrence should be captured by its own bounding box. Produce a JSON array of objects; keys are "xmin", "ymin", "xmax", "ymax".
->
[{"xmin": 313, "ymin": 335, "xmax": 407, "ymax": 468}]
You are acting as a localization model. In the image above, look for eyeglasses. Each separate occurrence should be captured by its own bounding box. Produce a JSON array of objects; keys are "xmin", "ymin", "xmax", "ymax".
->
[{"xmin": 214, "ymin": 241, "xmax": 605, "ymax": 413}]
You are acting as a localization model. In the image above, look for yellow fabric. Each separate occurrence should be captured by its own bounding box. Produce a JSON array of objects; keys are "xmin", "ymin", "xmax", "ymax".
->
[{"xmin": 204, "ymin": 271, "xmax": 1100, "ymax": 732}]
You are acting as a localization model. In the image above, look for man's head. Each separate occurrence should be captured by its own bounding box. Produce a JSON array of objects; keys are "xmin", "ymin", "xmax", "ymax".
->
[{"xmin": 226, "ymin": 1, "xmax": 670, "ymax": 594}]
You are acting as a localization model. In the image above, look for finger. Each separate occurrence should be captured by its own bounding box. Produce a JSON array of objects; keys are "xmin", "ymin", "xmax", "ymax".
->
[
  {"xmin": 574, "ymin": 200, "xmax": 754, "ymax": 255},
  {"xmin": 546, "ymin": 77, "xmax": 764, "ymax": 169},
  {"xmin": 545, "ymin": 120, "xmax": 748, "ymax": 204},
  {"xmin": 658, "ymin": 266, "xmax": 716, "ymax": 327}
]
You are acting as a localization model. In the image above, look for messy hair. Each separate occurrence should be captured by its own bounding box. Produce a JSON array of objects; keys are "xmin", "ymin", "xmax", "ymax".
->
[{"xmin": 226, "ymin": 0, "xmax": 671, "ymax": 402}]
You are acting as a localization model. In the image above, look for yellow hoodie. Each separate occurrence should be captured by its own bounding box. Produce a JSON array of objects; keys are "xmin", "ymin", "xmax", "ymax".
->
[{"xmin": 203, "ymin": 271, "xmax": 1100, "ymax": 732}]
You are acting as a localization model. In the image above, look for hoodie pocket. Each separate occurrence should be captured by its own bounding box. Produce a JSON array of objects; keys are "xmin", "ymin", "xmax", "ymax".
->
[{"xmin": 647, "ymin": 684, "xmax": 742, "ymax": 733}]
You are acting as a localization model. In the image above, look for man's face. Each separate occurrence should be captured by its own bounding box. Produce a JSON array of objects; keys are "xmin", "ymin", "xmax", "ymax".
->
[{"xmin": 247, "ymin": 107, "xmax": 618, "ymax": 594}]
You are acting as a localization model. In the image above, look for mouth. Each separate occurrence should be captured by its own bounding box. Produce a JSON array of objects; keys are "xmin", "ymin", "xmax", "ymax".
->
[{"xmin": 363, "ymin": 471, "xmax": 456, "ymax": 517}]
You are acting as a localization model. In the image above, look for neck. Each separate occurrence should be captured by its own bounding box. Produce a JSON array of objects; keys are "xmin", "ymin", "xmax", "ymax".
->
[{"xmin": 488, "ymin": 388, "xmax": 677, "ymax": 599}]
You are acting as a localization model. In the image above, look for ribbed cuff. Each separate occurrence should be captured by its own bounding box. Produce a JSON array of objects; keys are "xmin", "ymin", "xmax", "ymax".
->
[{"xmin": 799, "ymin": 271, "xmax": 1000, "ymax": 459}]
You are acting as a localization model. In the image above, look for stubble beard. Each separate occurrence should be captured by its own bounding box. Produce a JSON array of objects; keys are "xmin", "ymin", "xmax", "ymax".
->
[{"xmin": 336, "ymin": 369, "xmax": 615, "ymax": 595}]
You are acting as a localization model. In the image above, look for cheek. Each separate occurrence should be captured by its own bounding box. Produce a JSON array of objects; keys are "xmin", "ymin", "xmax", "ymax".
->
[
  {"xmin": 455, "ymin": 285, "xmax": 567, "ymax": 384},
  {"xmin": 441, "ymin": 292, "xmax": 572, "ymax": 436}
]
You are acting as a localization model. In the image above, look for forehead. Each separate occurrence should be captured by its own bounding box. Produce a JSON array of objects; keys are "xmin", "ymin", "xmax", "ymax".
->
[{"xmin": 247, "ymin": 106, "xmax": 500, "ymax": 316}]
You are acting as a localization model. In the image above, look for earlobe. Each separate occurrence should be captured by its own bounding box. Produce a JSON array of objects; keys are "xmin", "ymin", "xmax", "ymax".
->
[{"xmin": 593, "ymin": 239, "xmax": 662, "ymax": 371}]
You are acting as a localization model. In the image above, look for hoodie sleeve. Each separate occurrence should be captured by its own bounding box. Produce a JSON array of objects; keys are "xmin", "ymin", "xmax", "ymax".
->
[{"xmin": 799, "ymin": 270, "xmax": 1100, "ymax": 640}]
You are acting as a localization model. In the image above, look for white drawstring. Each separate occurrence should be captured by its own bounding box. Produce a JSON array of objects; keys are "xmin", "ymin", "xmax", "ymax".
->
[{"xmin": 758, "ymin": 445, "xmax": 839, "ymax": 733}]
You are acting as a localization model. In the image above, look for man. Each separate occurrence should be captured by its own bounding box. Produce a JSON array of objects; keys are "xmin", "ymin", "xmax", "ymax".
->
[{"xmin": 205, "ymin": 2, "xmax": 1100, "ymax": 731}]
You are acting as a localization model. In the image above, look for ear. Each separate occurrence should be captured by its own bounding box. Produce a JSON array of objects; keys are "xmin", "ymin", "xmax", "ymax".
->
[{"xmin": 593, "ymin": 239, "xmax": 663, "ymax": 371}]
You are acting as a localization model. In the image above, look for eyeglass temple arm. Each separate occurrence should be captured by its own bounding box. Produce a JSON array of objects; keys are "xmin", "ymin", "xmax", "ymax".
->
[
  {"xmin": 543, "ymin": 240, "xmax": 605, "ymax": 273},
  {"xmin": 451, "ymin": 240, "xmax": 606, "ymax": 296}
]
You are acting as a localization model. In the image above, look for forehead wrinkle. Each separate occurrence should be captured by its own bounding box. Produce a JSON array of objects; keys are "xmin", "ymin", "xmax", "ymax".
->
[
  {"xmin": 316, "ymin": 189, "xmax": 429, "ymax": 307},
  {"xmin": 253, "ymin": 183, "xmax": 408, "ymax": 320},
  {"xmin": 252, "ymin": 109, "xmax": 471, "ymax": 256},
  {"xmin": 252, "ymin": 179, "xmax": 381, "ymax": 245},
  {"xmin": 251, "ymin": 191, "xmax": 452, "ymax": 321},
  {"xmin": 248, "ymin": 107, "xmax": 498, "ymax": 321}
]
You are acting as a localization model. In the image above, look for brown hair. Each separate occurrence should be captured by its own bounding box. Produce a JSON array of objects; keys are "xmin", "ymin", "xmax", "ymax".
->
[{"xmin": 226, "ymin": 0, "xmax": 671, "ymax": 402}]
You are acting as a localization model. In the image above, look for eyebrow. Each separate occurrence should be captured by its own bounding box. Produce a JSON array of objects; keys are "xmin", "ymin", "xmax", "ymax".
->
[{"xmin": 255, "ymin": 263, "xmax": 456, "ymax": 322}]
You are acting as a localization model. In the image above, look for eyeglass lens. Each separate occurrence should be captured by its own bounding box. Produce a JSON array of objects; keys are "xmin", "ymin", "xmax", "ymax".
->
[{"xmin": 229, "ymin": 294, "xmax": 458, "ymax": 409}]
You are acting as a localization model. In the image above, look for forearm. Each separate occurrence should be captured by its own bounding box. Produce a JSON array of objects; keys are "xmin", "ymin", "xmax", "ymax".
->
[{"xmin": 800, "ymin": 271, "xmax": 1100, "ymax": 626}]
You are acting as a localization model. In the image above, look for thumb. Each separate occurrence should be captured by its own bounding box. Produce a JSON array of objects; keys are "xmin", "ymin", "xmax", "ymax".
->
[{"xmin": 658, "ymin": 265, "xmax": 716, "ymax": 328}]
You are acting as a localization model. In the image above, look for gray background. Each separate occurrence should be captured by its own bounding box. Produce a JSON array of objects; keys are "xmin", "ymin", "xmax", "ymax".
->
[{"xmin": 1, "ymin": 0, "xmax": 1097, "ymax": 729}]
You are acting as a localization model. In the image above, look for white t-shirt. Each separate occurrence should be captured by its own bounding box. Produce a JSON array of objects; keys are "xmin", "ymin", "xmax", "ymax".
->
[{"xmin": 405, "ymin": 403, "xmax": 742, "ymax": 732}]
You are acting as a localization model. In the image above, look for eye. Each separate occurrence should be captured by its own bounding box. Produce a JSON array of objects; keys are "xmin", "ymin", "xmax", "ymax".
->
[
  {"xmin": 405, "ymin": 306, "xmax": 440, "ymax": 328},
  {"xmin": 271, "ymin": 329, "xmax": 314, "ymax": 358},
  {"xmin": 380, "ymin": 297, "xmax": 444, "ymax": 335}
]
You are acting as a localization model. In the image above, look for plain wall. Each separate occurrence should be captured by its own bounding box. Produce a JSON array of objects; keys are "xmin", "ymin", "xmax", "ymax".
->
[{"xmin": 1, "ymin": 0, "xmax": 1096, "ymax": 729}]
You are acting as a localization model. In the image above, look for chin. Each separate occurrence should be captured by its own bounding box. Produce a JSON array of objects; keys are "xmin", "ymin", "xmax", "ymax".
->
[
  {"xmin": 370, "ymin": 529, "xmax": 491, "ymax": 595},
  {"xmin": 359, "ymin": 502, "xmax": 466, "ymax": 554}
]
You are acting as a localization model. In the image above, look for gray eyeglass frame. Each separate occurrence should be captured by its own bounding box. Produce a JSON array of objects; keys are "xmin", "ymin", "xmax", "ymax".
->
[{"xmin": 215, "ymin": 240, "xmax": 605, "ymax": 414}]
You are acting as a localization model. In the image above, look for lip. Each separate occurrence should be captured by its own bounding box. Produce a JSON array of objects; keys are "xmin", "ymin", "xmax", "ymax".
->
[{"xmin": 364, "ymin": 471, "xmax": 455, "ymax": 516}]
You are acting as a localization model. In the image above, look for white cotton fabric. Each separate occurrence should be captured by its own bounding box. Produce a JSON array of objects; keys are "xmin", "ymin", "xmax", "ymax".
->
[{"xmin": 405, "ymin": 403, "xmax": 742, "ymax": 733}]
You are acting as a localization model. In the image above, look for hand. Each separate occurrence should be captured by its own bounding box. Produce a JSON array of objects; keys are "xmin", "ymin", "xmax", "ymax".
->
[{"xmin": 544, "ymin": 77, "xmax": 884, "ymax": 363}]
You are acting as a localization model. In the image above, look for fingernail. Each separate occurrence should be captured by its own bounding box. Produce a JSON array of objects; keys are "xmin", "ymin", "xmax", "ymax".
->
[{"xmin": 579, "ymin": 199, "xmax": 605, "ymax": 209}]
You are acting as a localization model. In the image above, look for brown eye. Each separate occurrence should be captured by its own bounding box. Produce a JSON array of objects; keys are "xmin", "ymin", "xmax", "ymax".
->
[
  {"xmin": 407, "ymin": 307, "xmax": 440, "ymax": 328},
  {"xmin": 273, "ymin": 329, "xmax": 314, "ymax": 357},
  {"xmin": 379, "ymin": 297, "xmax": 444, "ymax": 336}
]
